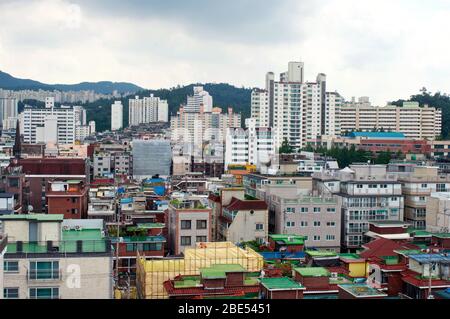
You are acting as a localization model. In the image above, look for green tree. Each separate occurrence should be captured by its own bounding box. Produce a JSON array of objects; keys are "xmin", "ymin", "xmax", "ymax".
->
[{"xmin": 279, "ymin": 138, "xmax": 294, "ymax": 154}]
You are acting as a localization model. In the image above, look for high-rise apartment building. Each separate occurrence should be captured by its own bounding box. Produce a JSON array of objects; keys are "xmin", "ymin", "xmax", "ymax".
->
[
  {"xmin": 251, "ymin": 61, "xmax": 338, "ymax": 149},
  {"xmin": 339, "ymin": 101, "xmax": 442, "ymax": 140},
  {"xmin": 225, "ymin": 118, "xmax": 275, "ymax": 170},
  {"xmin": 185, "ymin": 86, "xmax": 213, "ymax": 113},
  {"xmin": 0, "ymin": 98, "xmax": 18, "ymax": 130},
  {"xmin": 111, "ymin": 101, "xmax": 123, "ymax": 131},
  {"xmin": 20, "ymin": 105, "xmax": 76, "ymax": 145},
  {"xmin": 128, "ymin": 94, "xmax": 169, "ymax": 126}
]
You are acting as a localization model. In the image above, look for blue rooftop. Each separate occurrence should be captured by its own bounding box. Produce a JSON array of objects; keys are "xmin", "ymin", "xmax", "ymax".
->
[
  {"xmin": 347, "ymin": 132, "xmax": 406, "ymax": 139},
  {"xmin": 409, "ymin": 254, "xmax": 450, "ymax": 264},
  {"xmin": 121, "ymin": 198, "xmax": 133, "ymax": 204},
  {"xmin": 259, "ymin": 251, "xmax": 306, "ymax": 260}
]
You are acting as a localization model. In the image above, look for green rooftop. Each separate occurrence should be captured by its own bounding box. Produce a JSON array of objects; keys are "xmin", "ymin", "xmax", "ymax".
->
[
  {"xmin": 200, "ymin": 264, "xmax": 246, "ymax": 279},
  {"xmin": 260, "ymin": 277, "xmax": 305, "ymax": 290},
  {"xmin": 174, "ymin": 276, "xmax": 201, "ymax": 288},
  {"xmin": 432, "ymin": 233, "xmax": 450, "ymax": 239},
  {"xmin": 269, "ymin": 234, "xmax": 305, "ymax": 245},
  {"xmin": 338, "ymin": 284, "xmax": 387, "ymax": 298},
  {"xmin": 305, "ymin": 250, "xmax": 338, "ymax": 257},
  {"xmin": 394, "ymin": 249, "xmax": 425, "ymax": 256},
  {"xmin": 136, "ymin": 223, "xmax": 165, "ymax": 229},
  {"xmin": 0, "ymin": 214, "xmax": 64, "ymax": 222},
  {"xmin": 294, "ymin": 267, "xmax": 330, "ymax": 277},
  {"xmin": 408, "ymin": 229, "xmax": 432, "ymax": 237},
  {"xmin": 339, "ymin": 253, "xmax": 364, "ymax": 261}
]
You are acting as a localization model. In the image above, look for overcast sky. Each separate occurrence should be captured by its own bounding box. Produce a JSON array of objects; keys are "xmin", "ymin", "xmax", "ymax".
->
[{"xmin": 1, "ymin": 0, "xmax": 450, "ymax": 104}]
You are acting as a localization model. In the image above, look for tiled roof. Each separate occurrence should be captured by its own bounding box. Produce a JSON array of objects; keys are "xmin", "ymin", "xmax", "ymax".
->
[
  {"xmin": 360, "ymin": 238, "xmax": 419, "ymax": 259},
  {"xmin": 224, "ymin": 197, "xmax": 268, "ymax": 211},
  {"xmin": 164, "ymin": 280, "xmax": 259, "ymax": 297}
]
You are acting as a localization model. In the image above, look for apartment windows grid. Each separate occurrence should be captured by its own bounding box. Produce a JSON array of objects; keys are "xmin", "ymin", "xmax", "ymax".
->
[
  {"xmin": 29, "ymin": 287, "xmax": 59, "ymax": 299},
  {"xmin": 180, "ymin": 220, "xmax": 191, "ymax": 230},
  {"xmin": 196, "ymin": 220, "xmax": 207, "ymax": 230},
  {"xmin": 4, "ymin": 261, "xmax": 19, "ymax": 272},
  {"xmin": 29, "ymin": 261, "xmax": 59, "ymax": 280},
  {"xmin": 180, "ymin": 236, "xmax": 192, "ymax": 246},
  {"xmin": 196, "ymin": 236, "xmax": 207, "ymax": 243},
  {"xmin": 3, "ymin": 288, "xmax": 19, "ymax": 299}
]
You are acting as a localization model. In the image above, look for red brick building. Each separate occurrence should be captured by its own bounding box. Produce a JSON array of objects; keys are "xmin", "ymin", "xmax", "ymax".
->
[{"xmin": 46, "ymin": 180, "xmax": 88, "ymax": 219}]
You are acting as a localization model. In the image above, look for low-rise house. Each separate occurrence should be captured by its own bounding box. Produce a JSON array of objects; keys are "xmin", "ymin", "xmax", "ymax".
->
[
  {"xmin": 338, "ymin": 284, "xmax": 388, "ymax": 299},
  {"xmin": 259, "ymin": 277, "xmax": 305, "ymax": 299},
  {"xmin": 218, "ymin": 197, "xmax": 268, "ymax": 244},
  {"xmin": 268, "ymin": 234, "xmax": 305, "ymax": 253}
]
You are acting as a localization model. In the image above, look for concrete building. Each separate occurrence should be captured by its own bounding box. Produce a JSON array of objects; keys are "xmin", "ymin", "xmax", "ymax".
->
[
  {"xmin": 0, "ymin": 98, "xmax": 18, "ymax": 130},
  {"xmin": 324, "ymin": 92, "xmax": 343, "ymax": 137},
  {"xmin": 0, "ymin": 215, "xmax": 113, "ymax": 299},
  {"xmin": 313, "ymin": 165, "xmax": 404, "ymax": 251},
  {"xmin": 20, "ymin": 105, "xmax": 76, "ymax": 145},
  {"xmin": 185, "ymin": 86, "xmax": 213, "ymax": 113},
  {"xmin": 93, "ymin": 152, "xmax": 112, "ymax": 178},
  {"xmin": 218, "ymin": 197, "xmax": 268, "ymax": 244},
  {"xmin": 111, "ymin": 101, "xmax": 123, "ymax": 131},
  {"xmin": 426, "ymin": 193, "xmax": 450, "ymax": 233},
  {"xmin": 268, "ymin": 195, "xmax": 342, "ymax": 251},
  {"xmin": 251, "ymin": 61, "xmax": 339, "ymax": 149},
  {"xmin": 129, "ymin": 95, "xmax": 169, "ymax": 126},
  {"xmin": 339, "ymin": 101, "xmax": 442, "ymax": 140},
  {"xmin": 167, "ymin": 198, "xmax": 212, "ymax": 255},
  {"xmin": 132, "ymin": 139, "xmax": 172, "ymax": 180},
  {"xmin": 225, "ymin": 118, "xmax": 275, "ymax": 170},
  {"xmin": 396, "ymin": 166, "xmax": 450, "ymax": 230}
]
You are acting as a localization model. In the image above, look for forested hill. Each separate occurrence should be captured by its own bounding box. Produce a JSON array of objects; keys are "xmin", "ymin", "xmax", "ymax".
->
[{"xmin": 390, "ymin": 90, "xmax": 450, "ymax": 139}]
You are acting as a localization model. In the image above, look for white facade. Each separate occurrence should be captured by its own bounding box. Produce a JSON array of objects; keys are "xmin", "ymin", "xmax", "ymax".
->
[
  {"xmin": 251, "ymin": 62, "xmax": 334, "ymax": 150},
  {"xmin": 129, "ymin": 94, "xmax": 169, "ymax": 126},
  {"xmin": 111, "ymin": 101, "xmax": 123, "ymax": 131},
  {"xmin": 21, "ymin": 105, "xmax": 76, "ymax": 145},
  {"xmin": 324, "ymin": 92, "xmax": 343, "ymax": 137},
  {"xmin": 225, "ymin": 118, "xmax": 275, "ymax": 170},
  {"xmin": 89, "ymin": 121, "xmax": 96, "ymax": 134},
  {"xmin": 426, "ymin": 192, "xmax": 450, "ymax": 233},
  {"xmin": 185, "ymin": 86, "xmax": 213, "ymax": 113}
]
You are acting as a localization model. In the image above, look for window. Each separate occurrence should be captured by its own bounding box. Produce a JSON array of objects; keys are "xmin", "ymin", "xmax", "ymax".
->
[
  {"xmin": 327, "ymin": 222, "xmax": 336, "ymax": 227},
  {"xmin": 8, "ymin": 178, "xmax": 19, "ymax": 188},
  {"xmin": 29, "ymin": 261, "xmax": 59, "ymax": 280},
  {"xmin": 286, "ymin": 207, "xmax": 295, "ymax": 213},
  {"xmin": 71, "ymin": 198, "xmax": 77, "ymax": 203},
  {"xmin": 300, "ymin": 221, "xmax": 308, "ymax": 227},
  {"xmin": 357, "ymin": 184, "xmax": 363, "ymax": 189},
  {"xmin": 326, "ymin": 235, "xmax": 336, "ymax": 241},
  {"xmin": 419, "ymin": 196, "xmax": 426, "ymax": 201},
  {"xmin": 286, "ymin": 221, "xmax": 295, "ymax": 227},
  {"xmin": 421, "ymin": 184, "xmax": 428, "ymax": 188},
  {"xmin": 3, "ymin": 288, "xmax": 19, "ymax": 299},
  {"xmin": 196, "ymin": 236, "xmax": 207, "ymax": 243},
  {"xmin": 313, "ymin": 235, "xmax": 321, "ymax": 241},
  {"xmin": 180, "ymin": 236, "xmax": 192, "ymax": 246},
  {"xmin": 300, "ymin": 207, "xmax": 308, "ymax": 213},
  {"xmin": 368, "ymin": 184, "xmax": 377, "ymax": 189},
  {"xmin": 180, "ymin": 220, "xmax": 191, "ymax": 230},
  {"xmin": 256, "ymin": 223, "xmax": 264, "ymax": 231},
  {"xmin": 29, "ymin": 287, "xmax": 59, "ymax": 299},
  {"xmin": 126, "ymin": 244, "xmax": 136, "ymax": 252},
  {"xmin": 313, "ymin": 207, "xmax": 321, "ymax": 213},
  {"xmin": 313, "ymin": 221, "xmax": 321, "ymax": 227},
  {"xmin": 71, "ymin": 208, "xmax": 78, "ymax": 215},
  {"xmin": 327, "ymin": 208, "xmax": 336, "ymax": 213},
  {"xmin": 4, "ymin": 261, "xmax": 19, "ymax": 272},
  {"xmin": 142, "ymin": 243, "xmax": 162, "ymax": 251},
  {"xmin": 391, "ymin": 197, "xmax": 398, "ymax": 201},
  {"xmin": 196, "ymin": 220, "xmax": 207, "ymax": 230}
]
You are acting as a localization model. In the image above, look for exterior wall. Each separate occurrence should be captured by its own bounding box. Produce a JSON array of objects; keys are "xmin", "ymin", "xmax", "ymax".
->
[
  {"xmin": 37, "ymin": 222, "xmax": 61, "ymax": 242},
  {"xmin": 261, "ymin": 287, "xmax": 303, "ymax": 299},
  {"xmin": 0, "ymin": 238, "xmax": 5, "ymax": 299},
  {"xmin": 2, "ymin": 256, "xmax": 113, "ymax": 299},
  {"xmin": 47, "ymin": 194, "xmax": 88, "ymax": 219},
  {"xmin": 226, "ymin": 209, "xmax": 268, "ymax": 243},
  {"xmin": 295, "ymin": 274, "xmax": 329, "ymax": 290},
  {"xmin": 347, "ymin": 262, "xmax": 367, "ymax": 277},
  {"xmin": 426, "ymin": 193, "xmax": 450, "ymax": 233}
]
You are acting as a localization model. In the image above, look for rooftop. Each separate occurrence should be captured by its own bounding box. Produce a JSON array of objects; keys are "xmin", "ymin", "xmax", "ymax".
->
[
  {"xmin": 200, "ymin": 264, "xmax": 246, "ymax": 279},
  {"xmin": 260, "ymin": 277, "xmax": 305, "ymax": 290},
  {"xmin": 294, "ymin": 267, "xmax": 330, "ymax": 277},
  {"xmin": 269, "ymin": 234, "xmax": 305, "ymax": 246},
  {"xmin": 305, "ymin": 250, "xmax": 338, "ymax": 258},
  {"xmin": 347, "ymin": 132, "xmax": 406, "ymax": 139},
  {"xmin": 339, "ymin": 253, "xmax": 365, "ymax": 262},
  {"xmin": 338, "ymin": 284, "xmax": 388, "ymax": 298},
  {"xmin": 409, "ymin": 254, "xmax": 450, "ymax": 264},
  {"xmin": 0, "ymin": 214, "xmax": 64, "ymax": 222}
]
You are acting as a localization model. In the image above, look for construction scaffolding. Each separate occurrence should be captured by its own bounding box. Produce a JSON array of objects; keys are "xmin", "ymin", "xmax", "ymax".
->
[{"xmin": 136, "ymin": 242, "xmax": 264, "ymax": 299}]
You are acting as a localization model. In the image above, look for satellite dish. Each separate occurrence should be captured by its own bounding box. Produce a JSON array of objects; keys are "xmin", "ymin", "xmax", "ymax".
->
[{"xmin": 28, "ymin": 205, "xmax": 34, "ymax": 212}]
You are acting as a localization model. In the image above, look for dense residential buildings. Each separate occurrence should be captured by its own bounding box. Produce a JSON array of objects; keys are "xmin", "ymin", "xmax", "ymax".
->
[
  {"xmin": 339, "ymin": 101, "xmax": 442, "ymax": 140},
  {"xmin": 111, "ymin": 101, "xmax": 123, "ymax": 131},
  {"xmin": 128, "ymin": 94, "xmax": 169, "ymax": 126},
  {"xmin": 313, "ymin": 165, "xmax": 405, "ymax": 251}
]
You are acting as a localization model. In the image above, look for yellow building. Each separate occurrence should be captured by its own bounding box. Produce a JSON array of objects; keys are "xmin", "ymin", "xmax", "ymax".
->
[
  {"xmin": 339, "ymin": 254, "xmax": 367, "ymax": 278},
  {"xmin": 136, "ymin": 242, "xmax": 263, "ymax": 299},
  {"xmin": 226, "ymin": 164, "xmax": 256, "ymax": 185}
]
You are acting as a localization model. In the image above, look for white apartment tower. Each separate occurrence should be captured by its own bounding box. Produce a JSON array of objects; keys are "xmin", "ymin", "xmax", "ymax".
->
[
  {"xmin": 185, "ymin": 86, "xmax": 213, "ymax": 113},
  {"xmin": 0, "ymin": 98, "xmax": 18, "ymax": 129},
  {"xmin": 128, "ymin": 94, "xmax": 169, "ymax": 126},
  {"xmin": 111, "ymin": 101, "xmax": 123, "ymax": 131},
  {"xmin": 20, "ymin": 105, "xmax": 76, "ymax": 145},
  {"xmin": 225, "ymin": 118, "xmax": 275, "ymax": 170},
  {"xmin": 251, "ymin": 61, "xmax": 336, "ymax": 150}
]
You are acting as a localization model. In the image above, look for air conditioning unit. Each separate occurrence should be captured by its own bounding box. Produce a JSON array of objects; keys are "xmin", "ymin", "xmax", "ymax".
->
[
  {"xmin": 62, "ymin": 226, "xmax": 69, "ymax": 231},
  {"xmin": 331, "ymin": 272, "xmax": 338, "ymax": 279},
  {"xmin": 75, "ymin": 226, "xmax": 82, "ymax": 231}
]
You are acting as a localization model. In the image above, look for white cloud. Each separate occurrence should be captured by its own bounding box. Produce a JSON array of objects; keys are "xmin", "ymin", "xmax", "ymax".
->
[{"xmin": 0, "ymin": 0, "xmax": 449, "ymax": 105}]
